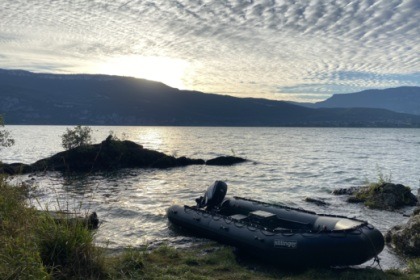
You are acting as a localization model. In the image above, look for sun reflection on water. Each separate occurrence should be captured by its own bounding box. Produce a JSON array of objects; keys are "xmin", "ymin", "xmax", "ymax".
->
[{"xmin": 137, "ymin": 128, "xmax": 164, "ymax": 150}]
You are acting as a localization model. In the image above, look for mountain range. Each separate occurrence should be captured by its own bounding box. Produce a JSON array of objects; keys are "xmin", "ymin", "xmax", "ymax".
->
[
  {"xmin": 1, "ymin": 69, "xmax": 419, "ymax": 127},
  {"xmin": 290, "ymin": 87, "xmax": 420, "ymax": 115}
]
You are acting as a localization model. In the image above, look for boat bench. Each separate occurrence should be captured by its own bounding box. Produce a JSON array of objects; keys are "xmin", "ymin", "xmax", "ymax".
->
[{"xmin": 230, "ymin": 210, "xmax": 312, "ymax": 231}]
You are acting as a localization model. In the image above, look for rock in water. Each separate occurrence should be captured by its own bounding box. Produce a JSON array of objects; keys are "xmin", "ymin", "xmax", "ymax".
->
[
  {"xmin": 206, "ymin": 156, "xmax": 247, "ymax": 166},
  {"xmin": 0, "ymin": 138, "xmax": 247, "ymax": 174},
  {"xmin": 347, "ymin": 183, "xmax": 417, "ymax": 211},
  {"xmin": 385, "ymin": 212, "xmax": 420, "ymax": 256},
  {"xmin": 332, "ymin": 186, "xmax": 359, "ymax": 195},
  {"xmin": 304, "ymin": 197, "xmax": 329, "ymax": 206}
]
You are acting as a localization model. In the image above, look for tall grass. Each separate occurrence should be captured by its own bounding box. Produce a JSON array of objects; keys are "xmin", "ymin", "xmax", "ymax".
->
[
  {"xmin": 0, "ymin": 175, "xmax": 48, "ymax": 279},
  {"xmin": 36, "ymin": 213, "xmax": 105, "ymax": 279},
  {"xmin": 0, "ymin": 175, "xmax": 105, "ymax": 279}
]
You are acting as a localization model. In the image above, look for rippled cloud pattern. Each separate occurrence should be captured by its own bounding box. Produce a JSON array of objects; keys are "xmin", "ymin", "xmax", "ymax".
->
[{"xmin": 0, "ymin": 0, "xmax": 419, "ymax": 101}]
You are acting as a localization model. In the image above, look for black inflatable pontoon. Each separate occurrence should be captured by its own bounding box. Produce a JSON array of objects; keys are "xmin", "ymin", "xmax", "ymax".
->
[{"xmin": 167, "ymin": 181, "xmax": 384, "ymax": 267}]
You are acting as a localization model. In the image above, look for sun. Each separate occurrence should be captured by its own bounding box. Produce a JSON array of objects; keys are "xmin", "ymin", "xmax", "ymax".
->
[{"xmin": 95, "ymin": 55, "xmax": 189, "ymax": 89}]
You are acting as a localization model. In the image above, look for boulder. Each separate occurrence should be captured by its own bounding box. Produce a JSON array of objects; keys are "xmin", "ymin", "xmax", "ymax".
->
[
  {"xmin": 0, "ymin": 162, "xmax": 32, "ymax": 175},
  {"xmin": 304, "ymin": 197, "xmax": 329, "ymax": 206},
  {"xmin": 206, "ymin": 156, "xmax": 247, "ymax": 166},
  {"xmin": 346, "ymin": 183, "xmax": 417, "ymax": 211},
  {"xmin": 385, "ymin": 212, "xmax": 420, "ymax": 256},
  {"xmin": 332, "ymin": 186, "xmax": 360, "ymax": 195}
]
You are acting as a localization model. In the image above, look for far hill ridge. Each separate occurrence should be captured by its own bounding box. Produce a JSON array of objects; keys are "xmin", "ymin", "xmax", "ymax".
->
[{"xmin": 1, "ymin": 69, "xmax": 419, "ymax": 127}]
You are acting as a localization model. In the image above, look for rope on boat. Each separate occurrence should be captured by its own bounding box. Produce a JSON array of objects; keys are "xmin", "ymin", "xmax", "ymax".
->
[
  {"xmin": 361, "ymin": 230, "xmax": 383, "ymax": 271},
  {"xmin": 371, "ymin": 256, "xmax": 383, "ymax": 271}
]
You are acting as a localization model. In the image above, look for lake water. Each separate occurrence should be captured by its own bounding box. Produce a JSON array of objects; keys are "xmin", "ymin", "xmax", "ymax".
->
[{"xmin": 3, "ymin": 126, "xmax": 420, "ymax": 269}]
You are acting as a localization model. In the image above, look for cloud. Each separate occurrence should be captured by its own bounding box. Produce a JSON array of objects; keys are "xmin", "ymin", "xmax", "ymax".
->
[{"xmin": 0, "ymin": 0, "xmax": 419, "ymax": 101}]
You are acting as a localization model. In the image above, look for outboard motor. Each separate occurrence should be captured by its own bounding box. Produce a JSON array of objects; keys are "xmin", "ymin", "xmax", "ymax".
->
[{"xmin": 196, "ymin": 181, "xmax": 227, "ymax": 210}]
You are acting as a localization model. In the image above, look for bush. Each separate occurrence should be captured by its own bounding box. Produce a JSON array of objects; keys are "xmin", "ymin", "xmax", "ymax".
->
[{"xmin": 61, "ymin": 125, "xmax": 93, "ymax": 150}]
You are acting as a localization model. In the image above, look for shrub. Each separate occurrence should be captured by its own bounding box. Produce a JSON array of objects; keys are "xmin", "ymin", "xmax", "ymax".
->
[{"xmin": 61, "ymin": 125, "xmax": 93, "ymax": 150}]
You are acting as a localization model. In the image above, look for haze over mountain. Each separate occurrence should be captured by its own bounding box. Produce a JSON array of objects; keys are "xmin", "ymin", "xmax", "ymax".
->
[
  {"xmin": 1, "ymin": 69, "xmax": 419, "ymax": 127},
  {"xmin": 291, "ymin": 87, "xmax": 420, "ymax": 116}
]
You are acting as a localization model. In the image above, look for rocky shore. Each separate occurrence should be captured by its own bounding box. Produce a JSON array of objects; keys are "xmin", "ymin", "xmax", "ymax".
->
[
  {"xmin": 386, "ymin": 208, "xmax": 420, "ymax": 256},
  {"xmin": 333, "ymin": 182, "xmax": 420, "ymax": 258},
  {"xmin": 333, "ymin": 182, "xmax": 417, "ymax": 211}
]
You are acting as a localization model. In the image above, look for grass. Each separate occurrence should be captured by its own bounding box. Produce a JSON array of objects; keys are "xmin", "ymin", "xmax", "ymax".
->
[
  {"xmin": 106, "ymin": 243, "xmax": 419, "ymax": 280},
  {"xmin": 36, "ymin": 213, "xmax": 105, "ymax": 279},
  {"xmin": 1, "ymin": 175, "xmax": 419, "ymax": 279},
  {"xmin": 0, "ymin": 175, "xmax": 105, "ymax": 279},
  {"xmin": 0, "ymin": 176, "xmax": 49, "ymax": 279}
]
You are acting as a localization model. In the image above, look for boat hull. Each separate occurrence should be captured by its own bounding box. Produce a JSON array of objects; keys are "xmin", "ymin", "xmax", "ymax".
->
[{"xmin": 167, "ymin": 199, "xmax": 384, "ymax": 267}]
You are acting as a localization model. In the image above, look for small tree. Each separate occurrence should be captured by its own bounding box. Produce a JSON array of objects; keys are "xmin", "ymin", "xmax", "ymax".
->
[
  {"xmin": 61, "ymin": 125, "xmax": 93, "ymax": 150},
  {"xmin": 0, "ymin": 115, "xmax": 15, "ymax": 149}
]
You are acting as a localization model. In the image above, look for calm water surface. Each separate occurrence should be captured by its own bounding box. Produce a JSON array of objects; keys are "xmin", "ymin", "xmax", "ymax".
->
[{"xmin": 3, "ymin": 126, "xmax": 420, "ymax": 269}]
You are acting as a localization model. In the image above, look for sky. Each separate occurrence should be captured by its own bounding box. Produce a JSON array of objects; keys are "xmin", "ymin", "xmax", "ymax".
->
[{"xmin": 0, "ymin": 0, "xmax": 419, "ymax": 102}]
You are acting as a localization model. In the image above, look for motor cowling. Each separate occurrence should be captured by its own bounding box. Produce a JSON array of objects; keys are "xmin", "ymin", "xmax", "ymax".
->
[{"xmin": 196, "ymin": 181, "xmax": 228, "ymax": 209}]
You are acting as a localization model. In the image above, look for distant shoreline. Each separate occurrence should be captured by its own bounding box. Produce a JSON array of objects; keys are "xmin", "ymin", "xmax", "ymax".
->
[{"xmin": 1, "ymin": 69, "xmax": 419, "ymax": 128}]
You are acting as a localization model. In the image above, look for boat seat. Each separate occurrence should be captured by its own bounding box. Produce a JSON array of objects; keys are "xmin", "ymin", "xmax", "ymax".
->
[{"xmin": 249, "ymin": 210, "xmax": 277, "ymax": 220}]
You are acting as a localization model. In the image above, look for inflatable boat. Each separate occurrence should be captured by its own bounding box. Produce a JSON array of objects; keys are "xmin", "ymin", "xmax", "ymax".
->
[{"xmin": 167, "ymin": 181, "xmax": 384, "ymax": 267}]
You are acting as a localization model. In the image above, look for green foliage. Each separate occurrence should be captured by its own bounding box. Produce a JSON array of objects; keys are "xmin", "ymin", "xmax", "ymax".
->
[
  {"xmin": 109, "ymin": 247, "xmax": 146, "ymax": 278},
  {"xmin": 376, "ymin": 166, "xmax": 392, "ymax": 184},
  {"xmin": 0, "ymin": 176, "xmax": 50, "ymax": 279},
  {"xmin": 105, "ymin": 243, "xmax": 413, "ymax": 280},
  {"xmin": 354, "ymin": 183, "xmax": 381, "ymax": 203},
  {"xmin": 36, "ymin": 214, "xmax": 105, "ymax": 279},
  {"xmin": 61, "ymin": 125, "xmax": 93, "ymax": 150},
  {"xmin": 355, "ymin": 166, "xmax": 392, "ymax": 208},
  {"xmin": 407, "ymin": 259, "xmax": 420, "ymax": 279},
  {"xmin": 0, "ymin": 115, "xmax": 15, "ymax": 150},
  {"xmin": 0, "ymin": 176, "xmax": 105, "ymax": 279}
]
